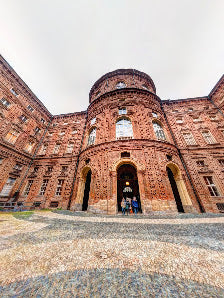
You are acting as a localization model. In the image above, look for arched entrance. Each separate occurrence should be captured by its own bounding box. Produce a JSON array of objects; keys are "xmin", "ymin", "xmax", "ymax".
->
[
  {"xmin": 82, "ymin": 170, "xmax": 91, "ymax": 211},
  {"xmin": 117, "ymin": 164, "xmax": 141, "ymax": 212},
  {"xmin": 167, "ymin": 167, "xmax": 184, "ymax": 212}
]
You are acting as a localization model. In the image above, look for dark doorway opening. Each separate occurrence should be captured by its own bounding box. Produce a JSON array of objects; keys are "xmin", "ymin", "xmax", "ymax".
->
[
  {"xmin": 82, "ymin": 170, "xmax": 91, "ymax": 211},
  {"xmin": 167, "ymin": 167, "xmax": 184, "ymax": 213},
  {"xmin": 117, "ymin": 164, "xmax": 141, "ymax": 212}
]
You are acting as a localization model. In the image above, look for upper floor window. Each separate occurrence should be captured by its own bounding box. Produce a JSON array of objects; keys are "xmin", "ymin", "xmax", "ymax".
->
[
  {"xmin": 116, "ymin": 118, "xmax": 133, "ymax": 140},
  {"xmin": 71, "ymin": 129, "xmax": 77, "ymax": 134},
  {"xmin": 90, "ymin": 117, "xmax": 96, "ymax": 125},
  {"xmin": 66, "ymin": 143, "xmax": 74, "ymax": 154},
  {"xmin": 39, "ymin": 144, "xmax": 47, "ymax": 155},
  {"xmin": 39, "ymin": 179, "xmax": 49, "ymax": 196},
  {"xmin": 24, "ymin": 180, "xmax": 34, "ymax": 196},
  {"xmin": 153, "ymin": 122, "xmax": 166, "ymax": 141},
  {"xmin": 27, "ymin": 105, "xmax": 34, "ymax": 112},
  {"xmin": 53, "ymin": 144, "xmax": 60, "ymax": 154},
  {"xmin": 218, "ymin": 160, "xmax": 224, "ymax": 166},
  {"xmin": 0, "ymin": 158, "xmax": 3, "ymax": 165},
  {"xmin": 5, "ymin": 129, "xmax": 20, "ymax": 144},
  {"xmin": 183, "ymin": 132, "xmax": 196, "ymax": 145},
  {"xmin": 19, "ymin": 114, "xmax": 28, "ymax": 123},
  {"xmin": 63, "ymin": 122, "xmax": 68, "ymax": 126},
  {"xmin": 203, "ymin": 176, "xmax": 220, "ymax": 196},
  {"xmin": 88, "ymin": 128, "xmax": 96, "ymax": 145},
  {"xmin": 193, "ymin": 116, "xmax": 201, "ymax": 122},
  {"xmin": 188, "ymin": 108, "xmax": 193, "ymax": 112},
  {"xmin": 119, "ymin": 108, "xmax": 127, "ymax": 115},
  {"xmin": 202, "ymin": 131, "xmax": 216, "ymax": 144},
  {"xmin": 210, "ymin": 115, "xmax": 217, "ymax": 121},
  {"xmin": 152, "ymin": 112, "xmax": 158, "ymax": 118},
  {"xmin": 10, "ymin": 88, "xmax": 19, "ymax": 97},
  {"xmin": 0, "ymin": 98, "xmax": 10, "ymax": 108},
  {"xmin": 196, "ymin": 160, "xmax": 205, "ymax": 167},
  {"xmin": 14, "ymin": 163, "xmax": 22, "ymax": 171},
  {"xmin": 142, "ymin": 85, "xmax": 149, "ymax": 90},
  {"xmin": 116, "ymin": 82, "xmax": 126, "ymax": 89},
  {"xmin": 61, "ymin": 166, "xmax": 68, "ymax": 173},
  {"xmin": 24, "ymin": 141, "xmax": 35, "ymax": 153},
  {"xmin": 59, "ymin": 130, "xmax": 65, "ymax": 136},
  {"xmin": 176, "ymin": 118, "xmax": 183, "ymax": 124},
  {"xmin": 55, "ymin": 179, "xmax": 64, "ymax": 196},
  {"xmin": 34, "ymin": 127, "xmax": 41, "ymax": 134},
  {"xmin": 41, "ymin": 118, "xmax": 45, "ymax": 124}
]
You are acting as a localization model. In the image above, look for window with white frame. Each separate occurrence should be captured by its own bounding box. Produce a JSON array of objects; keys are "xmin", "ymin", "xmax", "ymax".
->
[
  {"xmin": 24, "ymin": 180, "xmax": 34, "ymax": 196},
  {"xmin": 0, "ymin": 98, "xmax": 10, "ymax": 108},
  {"xmin": 34, "ymin": 127, "xmax": 41, "ymax": 134},
  {"xmin": 55, "ymin": 179, "xmax": 64, "ymax": 196},
  {"xmin": 61, "ymin": 166, "xmax": 68, "ymax": 174},
  {"xmin": 218, "ymin": 160, "xmax": 224, "ymax": 166},
  {"xmin": 19, "ymin": 114, "xmax": 28, "ymax": 123},
  {"xmin": 59, "ymin": 130, "xmax": 65, "ymax": 136},
  {"xmin": 53, "ymin": 144, "xmax": 60, "ymax": 154},
  {"xmin": 5, "ymin": 129, "xmax": 20, "ymax": 144},
  {"xmin": 142, "ymin": 84, "xmax": 149, "ymax": 90},
  {"xmin": 176, "ymin": 118, "xmax": 183, "ymax": 124},
  {"xmin": 188, "ymin": 108, "xmax": 193, "ymax": 112},
  {"xmin": 153, "ymin": 122, "xmax": 166, "ymax": 140},
  {"xmin": 66, "ymin": 143, "xmax": 74, "ymax": 153},
  {"xmin": 152, "ymin": 112, "xmax": 158, "ymax": 118},
  {"xmin": 0, "ymin": 177, "xmax": 16, "ymax": 196},
  {"xmin": 39, "ymin": 179, "xmax": 49, "ymax": 196},
  {"xmin": 196, "ymin": 160, "xmax": 205, "ymax": 167},
  {"xmin": 193, "ymin": 116, "xmax": 201, "ymax": 122},
  {"xmin": 39, "ymin": 144, "xmax": 47, "ymax": 155},
  {"xmin": 116, "ymin": 82, "xmax": 126, "ymax": 89},
  {"xmin": 90, "ymin": 117, "xmax": 96, "ymax": 125},
  {"xmin": 71, "ymin": 128, "xmax": 77, "ymax": 134},
  {"xmin": 0, "ymin": 158, "xmax": 3, "ymax": 165},
  {"xmin": 116, "ymin": 118, "xmax": 133, "ymax": 139},
  {"xmin": 202, "ymin": 131, "xmax": 216, "ymax": 144},
  {"xmin": 14, "ymin": 163, "xmax": 22, "ymax": 171},
  {"xmin": 27, "ymin": 105, "xmax": 34, "ymax": 112},
  {"xmin": 119, "ymin": 108, "xmax": 127, "ymax": 115},
  {"xmin": 41, "ymin": 118, "xmax": 45, "ymax": 124},
  {"xmin": 10, "ymin": 88, "xmax": 19, "ymax": 97},
  {"xmin": 203, "ymin": 176, "xmax": 220, "ymax": 196},
  {"xmin": 183, "ymin": 132, "xmax": 196, "ymax": 145},
  {"xmin": 88, "ymin": 128, "xmax": 96, "ymax": 145},
  {"xmin": 24, "ymin": 141, "xmax": 35, "ymax": 153},
  {"xmin": 210, "ymin": 115, "xmax": 217, "ymax": 121}
]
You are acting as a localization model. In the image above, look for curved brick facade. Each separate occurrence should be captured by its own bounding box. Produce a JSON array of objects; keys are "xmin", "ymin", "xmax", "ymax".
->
[{"xmin": 0, "ymin": 54, "xmax": 224, "ymax": 214}]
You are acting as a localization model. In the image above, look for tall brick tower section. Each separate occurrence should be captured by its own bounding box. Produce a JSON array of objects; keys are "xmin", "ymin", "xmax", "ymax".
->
[{"xmin": 70, "ymin": 69, "xmax": 200, "ymax": 214}]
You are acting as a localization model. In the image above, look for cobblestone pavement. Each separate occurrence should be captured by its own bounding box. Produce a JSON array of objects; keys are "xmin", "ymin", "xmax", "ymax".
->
[{"xmin": 0, "ymin": 211, "xmax": 224, "ymax": 297}]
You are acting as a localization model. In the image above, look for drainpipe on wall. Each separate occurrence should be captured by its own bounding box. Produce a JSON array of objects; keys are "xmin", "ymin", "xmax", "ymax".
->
[
  {"xmin": 160, "ymin": 102, "xmax": 205, "ymax": 213},
  {"xmin": 14, "ymin": 118, "xmax": 53, "ymax": 199},
  {"xmin": 67, "ymin": 112, "xmax": 88, "ymax": 210}
]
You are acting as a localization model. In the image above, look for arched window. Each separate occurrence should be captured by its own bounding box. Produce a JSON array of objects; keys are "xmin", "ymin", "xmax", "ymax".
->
[
  {"xmin": 116, "ymin": 118, "xmax": 133, "ymax": 140},
  {"xmin": 88, "ymin": 128, "xmax": 96, "ymax": 145},
  {"xmin": 116, "ymin": 82, "xmax": 126, "ymax": 89},
  {"xmin": 153, "ymin": 122, "xmax": 166, "ymax": 140}
]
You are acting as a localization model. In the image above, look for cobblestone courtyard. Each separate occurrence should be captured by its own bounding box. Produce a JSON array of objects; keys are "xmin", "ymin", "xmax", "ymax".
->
[{"xmin": 0, "ymin": 211, "xmax": 224, "ymax": 297}]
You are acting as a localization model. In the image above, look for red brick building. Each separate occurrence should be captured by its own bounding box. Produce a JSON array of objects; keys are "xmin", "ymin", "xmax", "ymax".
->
[{"xmin": 0, "ymin": 55, "xmax": 224, "ymax": 214}]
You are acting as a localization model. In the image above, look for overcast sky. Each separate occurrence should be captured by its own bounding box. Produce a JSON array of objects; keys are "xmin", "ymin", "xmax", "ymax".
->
[{"xmin": 0, "ymin": 0, "xmax": 223, "ymax": 115}]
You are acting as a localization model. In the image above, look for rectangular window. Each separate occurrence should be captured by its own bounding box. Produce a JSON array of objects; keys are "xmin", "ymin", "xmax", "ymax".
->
[
  {"xmin": 10, "ymin": 88, "xmax": 19, "ymax": 97},
  {"xmin": 0, "ymin": 158, "xmax": 3, "ymax": 165},
  {"xmin": 0, "ymin": 178, "xmax": 16, "ymax": 196},
  {"xmin": 61, "ymin": 166, "xmax": 68, "ymax": 173},
  {"xmin": 24, "ymin": 141, "xmax": 35, "ymax": 153},
  {"xmin": 193, "ymin": 117, "xmax": 201, "ymax": 122},
  {"xmin": 50, "ymin": 201, "xmax": 59, "ymax": 208},
  {"xmin": 33, "ymin": 201, "xmax": 41, "ymax": 207},
  {"xmin": 210, "ymin": 115, "xmax": 217, "ymax": 121},
  {"xmin": 24, "ymin": 180, "xmax": 34, "ymax": 195},
  {"xmin": 0, "ymin": 98, "xmax": 10, "ymax": 108},
  {"xmin": 66, "ymin": 143, "xmax": 74, "ymax": 153},
  {"xmin": 91, "ymin": 117, "xmax": 96, "ymax": 125},
  {"xmin": 34, "ymin": 127, "xmax": 41, "ymax": 134},
  {"xmin": 59, "ymin": 131, "xmax": 65, "ymax": 136},
  {"xmin": 218, "ymin": 160, "xmax": 224, "ymax": 166},
  {"xmin": 202, "ymin": 131, "xmax": 216, "ymax": 144},
  {"xmin": 19, "ymin": 114, "xmax": 28, "ymax": 123},
  {"xmin": 203, "ymin": 176, "xmax": 220, "ymax": 196},
  {"xmin": 5, "ymin": 129, "xmax": 20, "ymax": 144},
  {"xmin": 39, "ymin": 144, "xmax": 47, "ymax": 155},
  {"xmin": 39, "ymin": 179, "xmax": 49, "ymax": 196},
  {"xmin": 183, "ymin": 133, "xmax": 196, "ymax": 145},
  {"xmin": 53, "ymin": 144, "xmax": 60, "ymax": 154},
  {"xmin": 119, "ymin": 108, "xmax": 127, "ymax": 115},
  {"xmin": 55, "ymin": 179, "xmax": 64, "ymax": 196},
  {"xmin": 71, "ymin": 129, "xmax": 77, "ymax": 134},
  {"xmin": 176, "ymin": 118, "xmax": 183, "ymax": 124},
  {"xmin": 152, "ymin": 112, "xmax": 158, "ymax": 118},
  {"xmin": 41, "ymin": 118, "xmax": 45, "ymax": 124},
  {"xmin": 27, "ymin": 105, "xmax": 34, "ymax": 112},
  {"xmin": 46, "ymin": 166, "xmax": 53, "ymax": 174},
  {"xmin": 14, "ymin": 163, "xmax": 22, "ymax": 171}
]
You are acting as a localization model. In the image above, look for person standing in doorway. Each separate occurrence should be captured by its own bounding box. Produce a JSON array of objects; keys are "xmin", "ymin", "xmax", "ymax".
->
[
  {"xmin": 121, "ymin": 197, "xmax": 126, "ymax": 215},
  {"xmin": 132, "ymin": 196, "xmax": 138, "ymax": 215},
  {"xmin": 126, "ymin": 198, "xmax": 131, "ymax": 215}
]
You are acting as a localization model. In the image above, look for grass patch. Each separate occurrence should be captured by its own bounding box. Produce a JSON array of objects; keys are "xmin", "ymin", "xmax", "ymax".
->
[{"xmin": 13, "ymin": 211, "xmax": 34, "ymax": 220}]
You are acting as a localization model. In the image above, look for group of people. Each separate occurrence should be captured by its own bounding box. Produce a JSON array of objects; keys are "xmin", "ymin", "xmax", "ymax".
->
[{"xmin": 121, "ymin": 196, "xmax": 139, "ymax": 215}]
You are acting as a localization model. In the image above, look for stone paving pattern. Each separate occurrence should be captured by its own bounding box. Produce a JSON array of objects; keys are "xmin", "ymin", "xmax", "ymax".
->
[{"xmin": 0, "ymin": 210, "xmax": 224, "ymax": 297}]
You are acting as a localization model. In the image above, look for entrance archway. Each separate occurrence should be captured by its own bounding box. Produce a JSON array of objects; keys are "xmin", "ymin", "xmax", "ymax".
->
[
  {"xmin": 117, "ymin": 164, "xmax": 141, "ymax": 212},
  {"xmin": 167, "ymin": 167, "xmax": 184, "ymax": 212},
  {"xmin": 82, "ymin": 170, "xmax": 91, "ymax": 211}
]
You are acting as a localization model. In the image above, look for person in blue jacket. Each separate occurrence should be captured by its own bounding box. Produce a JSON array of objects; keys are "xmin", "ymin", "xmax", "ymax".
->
[{"xmin": 132, "ymin": 196, "xmax": 138, "ymax": 215}]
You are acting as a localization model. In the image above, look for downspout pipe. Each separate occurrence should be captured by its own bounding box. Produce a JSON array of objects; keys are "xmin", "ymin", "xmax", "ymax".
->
[
  {"xmin": 160, "ymin": 102, "xmax": 205, "ymax": 213},
  {"xmin": 67, "ymin": 112, "xmax": 88, "ymax": 210}
]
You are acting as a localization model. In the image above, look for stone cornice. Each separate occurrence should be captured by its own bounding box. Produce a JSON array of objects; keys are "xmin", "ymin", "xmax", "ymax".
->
[
  {"xmin": 89, "ymin": 69, "xmax": 156, "ymax": 100},
  {"xmin": 88, "ymin": 88, "xmax": 161, "ymax": 111},
  {"xmin": 162, "ymin": 96, "xmax": 208, "ymax": 105}
]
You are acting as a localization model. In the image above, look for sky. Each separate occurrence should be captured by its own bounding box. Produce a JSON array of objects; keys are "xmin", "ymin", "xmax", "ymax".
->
[{"xmin": 0, "ymin": 0, "xmax": 223, "ymax": 115}]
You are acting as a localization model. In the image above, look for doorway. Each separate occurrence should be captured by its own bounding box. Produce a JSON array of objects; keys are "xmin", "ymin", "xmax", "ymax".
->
[
  {"xmin": 82, "ymin": 170, "xmax": 91, "ymax": 211},
  {"xmin": 117, "ymin": 164, "xmax": 141, "ymax": 212},
  {"xmin": 167, "ymin": 167, "xmax": 184, "ymax": 212}
]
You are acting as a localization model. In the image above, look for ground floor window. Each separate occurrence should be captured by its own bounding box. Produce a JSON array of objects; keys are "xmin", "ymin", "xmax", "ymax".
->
[
  {"xmin": 0, "ymin": 177, "xmax": 16, "ymax": 196},
  {"xmin": 24, "ymin": 180, "xmax": 34, "ymax": 195},
  {"xmin": 39, "ymin": 179, "xmax": 49, "ymax": 196},
  {"xmin": 203, "ymin": 176, "xmax": 220, "ymax": 196}
]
